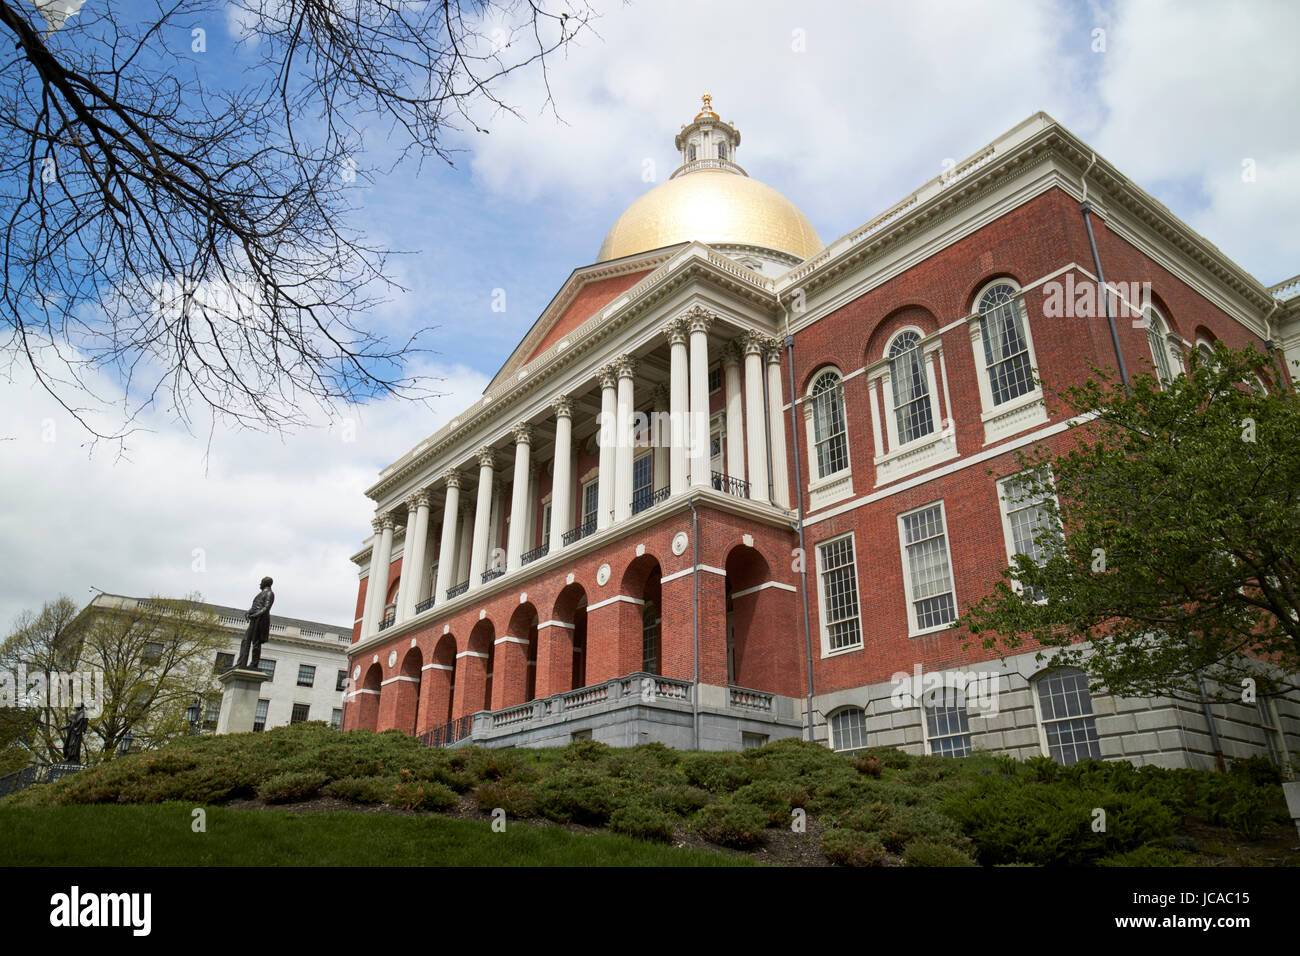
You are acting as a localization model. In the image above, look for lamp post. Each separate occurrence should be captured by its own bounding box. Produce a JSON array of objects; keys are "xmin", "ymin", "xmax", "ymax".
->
[
  {"xmin": 119, "ymin": 731, "xmax": 134, "ymax": 755},
  {"xmin": 186, "ymin": 697, "xmax": 202, "ymax": 735}
]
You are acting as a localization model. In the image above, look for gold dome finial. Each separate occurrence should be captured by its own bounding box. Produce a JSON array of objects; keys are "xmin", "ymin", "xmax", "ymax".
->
[{"xmin": 696, "ymin": 92, "xmax": 717, "ymax": 120}]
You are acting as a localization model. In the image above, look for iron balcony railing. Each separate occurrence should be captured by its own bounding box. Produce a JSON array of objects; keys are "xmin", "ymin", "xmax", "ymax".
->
[
  {"xmin": 446, "ymin": 580, "xmax": 469, "ymax": 600},
  {"xmin": 417, "ymin": 715, "xmax": 474, "ymax": 748},
  {"xmin": 482, "ymin": 567, "xmax": 506, "ymax": 584},
  {"xmin": 562, "ymin": 518, "xmax": 597, "ymax": 547},
  {"xmin": 711, "ymin": 471, "xmax": 750, "ymax": 498},
  {"xmin": 415, "ymin": 596, "xmax": 436, "ymax": 614},
  {"xmin": 378, "ymin": 617, "xmax": 395, "ymax": 632},
  {"xmin": 521, "ymin": 542, "xmax": 550, "ymax": 565},
  {"xmin": 631, "ymin": 486, "xmax": 670, "ymax": 515}
]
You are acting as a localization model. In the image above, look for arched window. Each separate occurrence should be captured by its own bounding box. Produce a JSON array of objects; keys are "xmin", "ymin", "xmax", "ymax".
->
[
  {"xmin": 1144, "ymin": 306, "xmax": 1176, "ymax": 386},
  {"xmin": 641, "ymin": 602, "xmax": 660, "ymax": 675},
  {"xmin": 717, "ymin": 142, "xmax": 728, "ymax": 161},
  {"xmin": 810, "ymin": 370, "xmax": 849, "ymax": 479},
  {"xmin": 887, "ymin": 330, "xmax": 934, "ymax": 444},
  {"xmin": 687, "ymin": 144, "xmax": 697, "ymax": 162},
  {"xmin": 1033, "ymin": 667, "xmax": 1102, "ymax": 765},
  {"xmin": 976, "ymin": 282, "xmax": 1036, "ymax": 406},
  {"xmin": 829, "ymin": 707, "xmax": 867, "ymax": 752}
]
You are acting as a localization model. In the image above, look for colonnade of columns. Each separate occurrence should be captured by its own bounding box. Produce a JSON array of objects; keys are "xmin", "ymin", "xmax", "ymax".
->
[{"xmin": 359, "ymin": 306, "xmax": 791, "ymax": 640}]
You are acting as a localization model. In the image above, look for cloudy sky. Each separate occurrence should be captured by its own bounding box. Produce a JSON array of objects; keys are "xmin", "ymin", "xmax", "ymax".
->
[{"xmin": 2, "ymin": 0, "xmax": 1297, "ymax": 631}]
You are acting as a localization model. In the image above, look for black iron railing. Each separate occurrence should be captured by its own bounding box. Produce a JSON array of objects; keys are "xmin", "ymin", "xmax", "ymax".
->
[
  {"xmin": 632, "ymin": 486, "xmax": 670, "ymax": 515},
  {"xmin": 378, "ymin": 617, "xmax": 395, "ymax": 632},
  {"xmin": 446, "ymin": 580, "xmax": 469, "ymax": 599},
  {"xmin": 482, "ymin": 567, "xmax": 506, "ymax": 584},
  {"xmin": 711, "ymin": 471, "xmax": 750, "ymax": 498},
  {"xmin": 0, "ymin": 762, "xmax": 82, "ymax": 798},
  {"xmin": 417, "ymin": 715, "xmax": 474, "ymax": 748},
  {"xmin": 562, "ymin": 519, "xmax": 597, "ymax": 546},
  {"xmin": 415, "ymin": 596, "xmax": 436, "ymax": 614},
  {"xmin": 521, "ymin": 542, "xmax": 550, "ymax": 565}
]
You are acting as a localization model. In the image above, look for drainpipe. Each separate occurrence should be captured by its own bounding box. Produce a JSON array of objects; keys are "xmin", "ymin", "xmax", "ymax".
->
[
  {"xmin": 689, "ymin": 497, "xmax": 701, "ymax": 750},
  {"xmin": 761, "ymin": 344, "xmax": 776, "ymax": 504},
  {"xmin": 1196, "ymin": 672, "xmax": 1227, "ymax": 773},
  {"xmin": 1263, "ymin": 301, "xmax": 1288, "ymax": 389},
  {"xmin": 1079, "ymin": 152, "xmax": 1130, "ymax": 391},
  {"xmin": 779, "ymin": 290, "xmax": 817, "ymax": 742}
]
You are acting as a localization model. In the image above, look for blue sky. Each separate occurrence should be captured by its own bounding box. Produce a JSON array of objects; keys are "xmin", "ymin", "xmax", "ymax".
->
[{"xmin": 2, "ymin": 0, "xmax": 1297, "ymax": 630}]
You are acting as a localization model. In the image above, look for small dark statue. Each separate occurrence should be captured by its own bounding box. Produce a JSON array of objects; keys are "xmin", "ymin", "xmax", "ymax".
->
[
  {"xmin": 61, "ymin": 703, "xmax": 88, "ymax": 765},
  {"xmin": 235, "ymin": 576, "xmax": 275, "ymax": 669}
]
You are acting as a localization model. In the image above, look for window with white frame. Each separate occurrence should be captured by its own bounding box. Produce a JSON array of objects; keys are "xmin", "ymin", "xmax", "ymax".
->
[
  {"xmin": 1034, "ymin": 668, "xmax": 1102, "ymax": 765},
  {"xmin": 581, "ymin": 478, "xmax": 599, "ymax": 530},
  {"xmin": 1144, "ymin": 305, "xmax": 1177, "ymax": 386},
  {"xmin": 998, "ymin": 473, "xmax": 1062, "ymax": 600},
  {"xmin": 923, "ymin": 687, "xmax": 971, "ymax": 757},
  {"xmin": 816, "ymin": 534, "xmax": 862, "ymax": 651},
  {"xmin": 540, "ymin": 501, "xmax": 552, "ymax": 544},
  {"xmin": 830, "ymin": 707, "xmax": 867, "ymax": 752},
  {"xmin": 888, "ymin": 330, "xmax": 934, "ymax": 445},
  {"xmin": 632, "ymin": 451, "xmax": 654, "ymax": 513},
  {"xmin": 253, "ymin": 698, "xmax": 269, "ymax": 733},
  {"xmin": 900, "ymin": 503, "xmax": 957, "ymax": 632},
  {"xmin": 976, "ymin": 282, "xmax": 1037, "ymax": 406},
  {"xmin": 331, "ymin": 708, "xmax": 342, "ymax": 731},
  {"xmin": 642, "ymin": 602, "xmax": 660, "ymax": 674},
  {"xmin": 810, "ymin": 370, "xmax": 849, "ymax": 479}
]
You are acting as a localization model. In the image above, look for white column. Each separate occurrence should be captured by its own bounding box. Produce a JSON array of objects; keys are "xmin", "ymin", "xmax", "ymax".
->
[
  {"xmin": 524, "ymin": 463, "xmax": 539, "ymax": 552},
  {"xmin": 743, "ymin": 331, "xmax": 769, "ymax": 502},
  {"xmin": 397, "ymin": 490, "xmax": 431, "ymax": 621},
  {"xmin": 506, "ymin": 423, "xmax": 532, "ymax": 569},
  {"xmin": 664, "ymin": 318, "xmax": 690, "ymax": 495},
  {"xmin": 722, "ymin": 341, "xmax": 745, "ymax": 484},
  {"xmin": 764, "ymin": 338, "xmax": 791, "ymax": 509},
  {"xmin": 596, "ymin": 365, "xmax": 617, "ymax": 529},
  {"xmin": 687, "ymin": 307, "xmax": 714, "ymax": 487},
  {"xmin": 488, "ymin": 479, "xmax": 505, "ymax": 573},
  {"xmin": 868, "ymin": 378, "xmax": 885, "ymax": 458},
  {"xmin": 455, "ymin": 503, "xmax": 473, "ymax": 584},
  {"xmin": 651, "ymin": 384, "xmax": 670, "ymax": 494},
  {"xmin": 550, "ymin": 395, "xmax": 573, "ymax": 551},
  {"xmin": 366, "ymin": 513, "xmax": 395, "ymax": 635},
  {"xmin": 434, "ymin": 471, "xmax": 461, "ymax": 603},
  {"xmin": 468, "ymin": 447, "xmax": 496, "ymax": 591},
  {"xmin": 360, "ymin": 518, "xmax": 383, "ymax": 638},
  {"xmin": 614, "ymin": 354, "xmax": 637, "ymax": 521}
]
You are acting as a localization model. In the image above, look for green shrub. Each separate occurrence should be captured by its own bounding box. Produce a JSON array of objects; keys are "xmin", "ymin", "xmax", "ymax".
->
[
  {"xmin": 609, "ymin": 804, "xmax": 676, "ymax": 843},
  {"xmin": 561, "ymin": 738, "xmax": 612, "ymax": 764},
  {"xmin": 733, "ymin": 780, "xmax": 808, "ymax": 825},
  {"xmin": 258, "ymin": 771, "xmax": 328, "ymax": 804},
  {"xmin": 850, "ymin": 754, "xmax": 883, "ymax": 776},
  {"xmin": 691, "ymin": 802, "xmax": 768, "ymax": 848},
  {"xmin": 474, "ymin": 779, "xmax": 538, "ymax": 818},
  {"xmin": 903, "ymin": 839, "xmax": 977, "ymax": 867},
  {"xmin": 1228, "ymin": 755, "xmax": 1282, "ymax": 788},
  {"xmin": 821, "ymin": 828, "xmax": 888, "ymax": 866},
  {"xmin": 863, "ymin": 747, "xmax": 915, "ymax": 770},
  {"xmin": 680, "ymin": 753, "xmax": 753, "ymax": 793},
  {"xmin": 839, "ymin": 802, "xmax": 966, "ymax": 853},
  {"xmin": 643, "ymin": 783, "xmax": 711, "ymax": 816},
  {"xmin": 324, "ymin": 775, "xmax": 399, "ymax": 804},
  {"xmin": 466, "ymin": 749, "xmax": 540, "ymax": 783},
  {"xmin": 535, "ymin": 767, "xmax": 621, "ymax": 824},
  {"xmin": 1097, "ymin": 844, "xmax": 1193, "ymax": 867}
]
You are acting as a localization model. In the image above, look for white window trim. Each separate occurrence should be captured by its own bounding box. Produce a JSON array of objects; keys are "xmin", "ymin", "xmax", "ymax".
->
[
  {"xmin": 996, "ymin": 470, "xmax": 1061, "ymax": 603},
  {"xmin": 1142, "ymin": 304, "xmax": 1183, "ymax": 386},
  {"xmin": 828, "ymin": 705, "xmax": 868, "ymax": 752},
  {"xmin": 803, "ymin": 368, "xmax": 854, "ymax": 510},
  {"xmin": 1029, "ymin": 667, "xmax": 1102, "ymax": 764},
  {"xmin": 814, "ymin": 531, "xmax": 863, "ymax": 657},
  {"xmin": 968, "ymin": 280, "xmax": 1048, "ymax": 444},
  {"xmin": 897, "ymin": 500, "xmax": 959, "ymax": 637},
  {"xmin": 580, "ymin": 477, "xmax": 599, "ymax": 527},
  {"xmin": 920, "ymin": 690, "xmax": 972, "ymax": 757},
  {"xmin": 868, "ymin": 328, "xmax": 958, "ymax": 484}
]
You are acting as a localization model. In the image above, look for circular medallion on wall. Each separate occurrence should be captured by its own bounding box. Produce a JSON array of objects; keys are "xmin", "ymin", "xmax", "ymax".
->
[
  {"xmin": 352, "ymin": 665, "xmax": 360, "ymax": 681},
  {"xmin": 387, "ymin": 651, "xmax": 397, "ymax": 668},
  {"xmin": 596, "ymin": 563, "xmax": 611, "ymax": 586},
  {"xmin": 672, "ymin": 531, "xmax": 689, "ymax": 556}
]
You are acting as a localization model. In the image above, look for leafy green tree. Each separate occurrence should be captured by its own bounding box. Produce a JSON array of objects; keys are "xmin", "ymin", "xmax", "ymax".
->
[
  {"xmin": 962, "ymin": 343, "xmax": 1298, "ymax": 704},
  {"xmin": 1, "ymin": 594, "xmax": 228, "ymax": 765}
]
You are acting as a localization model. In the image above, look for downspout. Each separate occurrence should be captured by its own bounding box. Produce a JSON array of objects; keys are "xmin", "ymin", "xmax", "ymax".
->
[
  {"xmin": 779, "ymin": 290, "xmax": 817, "ymax": 742},
  {"xmin": 1263, "ymin": 300, "xmax": 1288, "ymax": 389},
  {"xmin": 689, "ymin": 497, "xmax": 700, "ymax": 750},
  {"xmin": 1079, "ymin": 152, "xmax": 1131, "ymax": 391},
  {"xmin": 1196, "ymin": 672, "xmax": 1227, "ymax": 773}
]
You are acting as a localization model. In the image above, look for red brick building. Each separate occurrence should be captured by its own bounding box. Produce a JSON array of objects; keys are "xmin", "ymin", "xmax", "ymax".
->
[{"xmin": 343, "ymin": 101, "xmax": 1300, "ymax": 769}]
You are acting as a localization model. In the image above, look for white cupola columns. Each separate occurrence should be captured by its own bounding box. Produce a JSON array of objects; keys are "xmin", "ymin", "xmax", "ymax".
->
[
  {"xmin": 686, "ymin": 307, "xmax": 714, "ymax": 487},
  {"xmin": 550, "ymin": 395, "xmax": 574, "ymax": 552},
  {"xmin": 743, "ymin": 330, "xmax": 769, "ymax": 502},
  {"xmin": 596, "ymin": 365, "xmax": 618, "ymax": 530},
  {"xmin": 764, "ymin": 338, "xmax": 791, "ymax": 509},
  {"xmin": 664, "ymin": 318, "xmax": 690, "ymax": 495},
  {"xmin": 396, "ymin": 490, "xmax": 431, "ymax": 622},
  {"xmin": 468, "ymin": 447, "xmax": 497, "ymax": 591},
  {"xmin": 434, "ymin": 470, "xmax": 461, "ymax": 604},
  {"xmin": 721, "ymin": 340, "xmax": 745, "ymax": 486},
  {"xmin": 364, "ymin": 512, "xmax": 396, "ymax": 637},
  {"xmin": 506, "ymin": 423, "xmax": 533, "ymax": 570},
  {"xmin": 614, "ymin": 354, "xmax": 638, "ymax": 522}
]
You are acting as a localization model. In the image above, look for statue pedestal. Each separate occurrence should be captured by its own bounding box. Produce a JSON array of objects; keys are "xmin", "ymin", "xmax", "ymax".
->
[{"xmin": 215, "ymin": 668, "xmax": 271, "ymax": 735}]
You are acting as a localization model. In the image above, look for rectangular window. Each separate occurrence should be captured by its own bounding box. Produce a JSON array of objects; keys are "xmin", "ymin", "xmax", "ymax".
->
[
  {"xmin": 830, "ymin": 709, "xmax": 866, "ymax": 752},
  {"xmin": 257, "ymin": 658, "xmax": 277, "ymax": 680},
  {"xmin": 924, "ymin": 688, "xmax": 971, "ymax": 757},
  {"xmin": 335, "ymin": 669, "xmax": 347, "ymax": 692},
  {"xmin": 214, "ymin": 652, "xmax": 234, "ymax": 673},
  {"xmin": 901, "ymin": 503, "xmax": 957, "ymax": 632},
  {"xmin": 541, "ymin": 502, "xmax": 552, "ymax": 544},
  {"xmin": 331, "ymin": 708, "xmax": 343, "ymax": 731},
  {"xmin": 631, "ymin": 452, "xmax": 654, "ymax": 513},
  {"xmin": 290, "ymin": 703, "xmax": 310, "ymax": 724},
  {"xmin": 998, "ymin": 473, "xmax": 1061, "ymax": 600},
  {"xmin": 143, "ymin": 641, "xmax": 164, "ymax": 663},
  {"xmin": 981, "ymin": 301, "xmax": 1035, "ymax": 406},
  {"xmin": 581, "ymin": 479, "xmax": 599, "ymax": 530},
  {"xmin": 253, "ymin": 699, "xmax": 269, "ymax": 733},
  {"xmin": 742, "ymin": 732, "xmax": 769, "ymax": 749},
  {"xmin": 817, "ymin": 535, "xmax": 862, "ymax": 651},
  {"xmin": 202, "ymin": 695, "xmax": 221, "ymax": 731},
  {"xmin": 297, "ymin": 664, "xmax": 316, "ymax": 687},
  {"xmin": 708, "ymin": 365, "xmax": 722, "ymax": 394},
  {"xmin": 1035, "ymin": 670, "xmax": 1102, "ymax": 765}
]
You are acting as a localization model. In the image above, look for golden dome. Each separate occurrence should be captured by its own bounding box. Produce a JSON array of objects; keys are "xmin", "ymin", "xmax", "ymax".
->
[{"xmin": 596, "ymin": 169, "xmax": 823, "ymax": 263}]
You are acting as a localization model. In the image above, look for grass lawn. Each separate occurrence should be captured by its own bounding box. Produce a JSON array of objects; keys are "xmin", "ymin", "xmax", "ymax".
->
[{"xmin": 0, "ymin": 803, "xmax": 752, "ymax": 866}]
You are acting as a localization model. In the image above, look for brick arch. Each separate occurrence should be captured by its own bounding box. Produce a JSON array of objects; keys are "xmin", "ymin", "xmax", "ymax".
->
[
  {"xmin": 538, "ymin": 582, "xmax": 588, "ymax": 695},
  {"xmin": 355, "ymin": 661, "xmax": 383, "ymax": 731},
  {"xmin": 799, "ymin": 362, "xmax": 845, "ymax": 397},
  {"xmin": 494, "ymin": 602, "xmax": 540, "ymax": 709},
  {"xmin": 621, "ymin": 554, "xmax": 663, "ymax": 675},
  {"xmin": 394, "ymin": 645, "xmax": 422, "ymax": 735},
  {"xmin": 1143, "ymin": 289, "xmax": 1181, "ymax": 337},
  {"xmin": 865, "ymin": 305, "xmax": 941, "ymax": 364},
  {"xmin": 452, "ymin": 619, "xmax": 495, "ymax": 718},
  {"xmin": 724, "ymin": 543, "xmax": 799, "ymax": 696},
  {"xmin": 967, "ymin": 272, "xmax": 1028, "ymax": 314},
  {"xmin": 418, "ymin": 633, "xmax": 457, "ymax": 732}
]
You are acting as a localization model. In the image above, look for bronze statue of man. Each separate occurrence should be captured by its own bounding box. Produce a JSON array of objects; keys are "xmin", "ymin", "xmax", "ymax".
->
[
  {"xmin": 61, "ymin": 703, "xmax": 88, "ymax": 764},
  {"xmin": 235, "ymin": 576, "xmax": 275, "ymax": 669}
]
